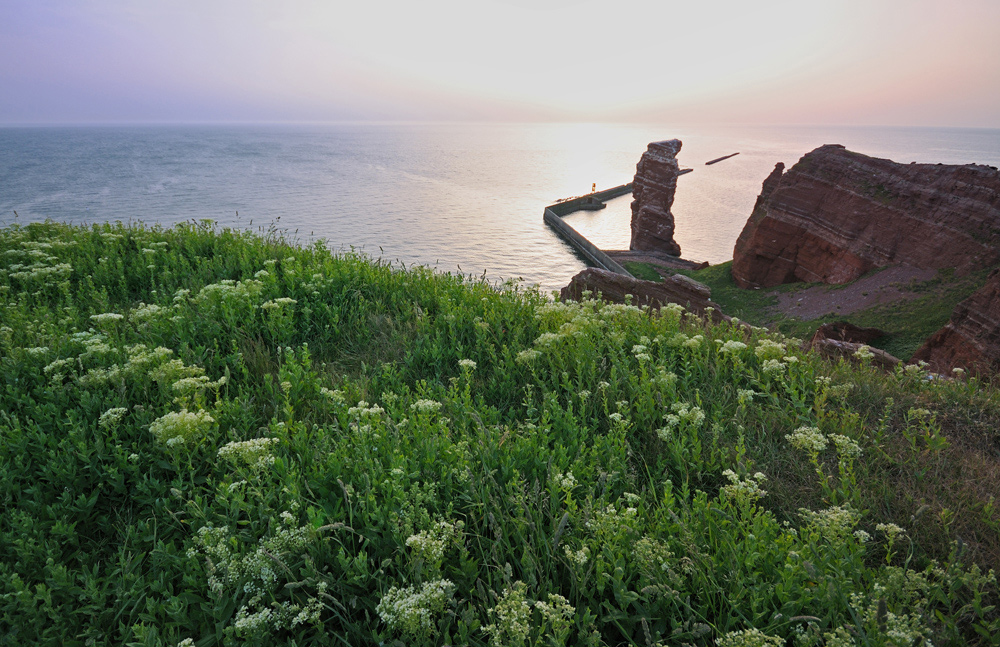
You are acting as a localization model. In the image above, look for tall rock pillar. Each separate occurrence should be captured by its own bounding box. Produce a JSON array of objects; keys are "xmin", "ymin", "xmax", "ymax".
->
[{"xmin": 630, "ymin": 139, "xmax": 683, "ymax": 255}]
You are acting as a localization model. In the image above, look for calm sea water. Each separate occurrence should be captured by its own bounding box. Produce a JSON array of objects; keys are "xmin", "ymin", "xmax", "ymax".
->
[{"xmin": 2, "ymin": 123, "xmax": 999, "ymax": 292}]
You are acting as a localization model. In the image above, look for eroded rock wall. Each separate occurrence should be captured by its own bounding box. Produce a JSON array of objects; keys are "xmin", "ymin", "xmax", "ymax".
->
[
  {"xmin": 731, "ymin": 145, "xmax": 1000, "ymax": 288},
  {"xmin": 911, "ymin": 270, "xmax": 1000, "ymax": 375},
  {"xmin": 630, "ymin": 139, "xmax": 683, "ymax": 255}
]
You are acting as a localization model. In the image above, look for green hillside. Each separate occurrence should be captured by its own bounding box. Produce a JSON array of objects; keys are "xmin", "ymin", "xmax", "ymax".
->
[{"xmin": 2, "ymin": 221, "xmax": 998, "ymax": 646}]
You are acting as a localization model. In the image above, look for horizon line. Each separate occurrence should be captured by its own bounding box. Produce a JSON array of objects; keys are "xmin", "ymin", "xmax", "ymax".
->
[{"xmin": 2, "ymin": 119, "xmax": 1000, "ymax": 131}]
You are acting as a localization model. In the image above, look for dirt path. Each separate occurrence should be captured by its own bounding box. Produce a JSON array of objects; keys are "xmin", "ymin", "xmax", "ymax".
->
[{"xmin": 768, "ymin": 265, "xmax": 938, "ymax": 320}]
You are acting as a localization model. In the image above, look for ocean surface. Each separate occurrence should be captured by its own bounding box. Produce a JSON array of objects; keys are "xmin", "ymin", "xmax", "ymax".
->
[{"xmin": 2, "ymin": 123, "xmax": 999, "ymax": 292}]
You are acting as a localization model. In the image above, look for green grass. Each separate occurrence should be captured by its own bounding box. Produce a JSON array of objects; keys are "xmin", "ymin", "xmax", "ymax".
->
[
  {"xmin": 622, "ymin": 261, "xmax": 664, "ymax": 282},
  {"xmin": 2, "ymin": 221, "xmax": 999, "ymax": 647},
  {"xmin": 624, "ymin": 261, "xmax": 992, "ymax": 361},
  {"xmin": 843, "ymin": 272, "xmax": 988, "ymax": 359}
]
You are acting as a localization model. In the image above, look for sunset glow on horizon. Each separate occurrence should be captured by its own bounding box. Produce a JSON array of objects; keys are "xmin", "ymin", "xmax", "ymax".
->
[{"xmin": 2, "ymin": 0, "xmax": 998, "ymax": 127}]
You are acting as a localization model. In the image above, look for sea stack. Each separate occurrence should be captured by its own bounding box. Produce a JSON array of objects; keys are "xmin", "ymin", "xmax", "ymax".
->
[
  {"xmin": 630, "ymin": 139, "xmax": 683, "ymax": 255},
  {"xmin": 731, "ymin": 144, "xmax": 1000, "ymax": 289}
]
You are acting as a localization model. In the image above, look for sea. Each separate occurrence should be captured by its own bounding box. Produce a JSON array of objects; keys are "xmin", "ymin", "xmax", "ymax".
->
[{"xmin": 2, "ymin": 123, "xmax": 999, "ymax": 293}]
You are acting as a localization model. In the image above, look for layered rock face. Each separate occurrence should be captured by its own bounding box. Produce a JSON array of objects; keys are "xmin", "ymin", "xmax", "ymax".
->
[
  {"xmin": 911, "ymin": 270, "xmax": 1000, "ymax": 375},
  {"xmin": 732, "ymin": 145, "xmax": 1000, "ymax": 288},
  {"xmin": 561, "ymin": 267, "xmax": 724, "ymax": 321},
  {"xmin": 630, "ymin": 139, "xmax": 683, "ymax": 255}
]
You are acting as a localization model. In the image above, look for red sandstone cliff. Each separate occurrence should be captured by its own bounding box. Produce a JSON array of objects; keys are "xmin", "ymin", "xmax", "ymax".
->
[
  {"xmin": 630, "ymin": 139, "xmax": 683, "ymax": 256},
  {"xmin": 911, "ymin": 269, "xmax": 1000, "ymax": 375},
  {"xmin": 732, "ymin": 145, "xmax": 1000, "ymax": 289}
]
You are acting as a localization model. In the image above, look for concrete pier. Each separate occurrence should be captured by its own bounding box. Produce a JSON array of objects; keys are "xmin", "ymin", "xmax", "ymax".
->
[{"xmin": 543, "ymin": 184, "xmax": 633, "ymax": 277}]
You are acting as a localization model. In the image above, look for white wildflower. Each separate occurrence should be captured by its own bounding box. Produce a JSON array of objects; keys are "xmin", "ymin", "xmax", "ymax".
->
[
  {"xmin": 172, "ymin": 375, "xmax": 212, "ymax": 396},
  {"xmin": 319, "ymin": 387, "xmax": 345, "ymax": 403},
  {"xmin": 564, "ymin": 545, "xmax": 590, "ymax": 566},
  {"xmin": 98, "ymin": 407, "xmax": 128, "ymax": 429},
  {"xmin": 410, "ymin": 399, "xmax": 442, "ymax": 414},
  {"xmin": 830, "ymin": 434, "xmax": 862, "ymax": 459},
  {"xmin": 534, "ymin": 332, "xmax": 562, "ymax": 347},
  {"xmin": 149, "ymin": 408, "xmax": 215, "ymax": 446},
  {"xmin": 720, "ymin": 469, "xmax": 768, "ymax": 503},
  {"xmin": 762, "ymin": 358, "xmax": 785, "ymax": 374},
  {"xmin": 660, "ymin": 401, "xmax": 705, "ymax": 433},
  {"xmin": 786, "ymin": 426, "xmax": 827, "ymax": 453},
  {"xmin": 800, "ymin": 505, "xmax": 859, "ymax": 538},
  {"xmin": 663, "ymin": 302, "xmax": 685, "ymax": 315},
  {"xmin": 90, "ymin": 312, "xmax": 124, "ymax": 324},
  {"xmin": 261, "ymin": 297, "xmax": 297, "ymax": 311},
  {"xmin": 875, "ymin": 523, "xmax": 906, "ymax": 541},
  {"xmin": 754, "ymin": 339, "xmax": 786, "ymax": 360},
  {"xmin": 683, "ymin": 334, "xmax": 704, "ymax": 349},
  {"xmin": 483, "ymin": 582, "xmax": 531, "ymax": 647},
  {"xmin": 553, "ymin": 471, "xmax": 576, "ymax": 491},
  {"xmin": 534, "ymin": 593, "xmax": 575, "ymax": 629},
  {"xmin": 217, "ymin": 437, "xmax": 279, "ymax": 470},
  {"xmin": 515, "ymin": 349, "xmax": 541, "ymax": 364},
  {"xmin": 348, "ymin": 400, "xmax": 385, "ymax": 417},
  {"xmin": 853, "ymin": 345, "xmax": 875, "ymax": 361},
  {"xmin": 717, "ymin": 628, "xmax": 784, "ymax": 647},
  {"xmin": 405, "ymin": 521, "xmax": 462, "ymax": 564},
  {"xmin": 719, "ymin": 340, "xmax": 748, "ymax": 354},
  {"xmin": 376, "ymin": 579, "xmax": 455, "ymax": 638}
]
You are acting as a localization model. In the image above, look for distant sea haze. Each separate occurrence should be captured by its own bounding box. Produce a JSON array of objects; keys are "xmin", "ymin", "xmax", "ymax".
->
[{"xmin": 2, "ymin": 123, "xmax": 999, "ymax": 293}]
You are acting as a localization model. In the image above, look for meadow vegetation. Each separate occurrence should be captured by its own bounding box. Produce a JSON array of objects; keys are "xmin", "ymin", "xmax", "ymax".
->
[
  {"xmin": 2, "ymin": 220, "xmax": 999, "ymax": 646},
  {"xmin": 625, "ymin": 261, "xmax": 993, "ymax": 361}
]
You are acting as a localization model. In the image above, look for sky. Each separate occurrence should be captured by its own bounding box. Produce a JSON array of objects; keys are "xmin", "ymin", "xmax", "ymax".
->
[{"xmin": 1, "ymin": 0, "xmax": 999, "ymax": 127}]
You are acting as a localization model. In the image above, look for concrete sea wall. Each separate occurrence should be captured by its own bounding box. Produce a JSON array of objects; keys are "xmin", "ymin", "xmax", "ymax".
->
[{"xmin": 544, "ymin": 184, "xmax": 633, "ymax": 277}]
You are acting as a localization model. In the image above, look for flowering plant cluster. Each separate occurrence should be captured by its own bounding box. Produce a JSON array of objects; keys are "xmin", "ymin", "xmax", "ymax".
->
[
  {"xmin": 217, "ymin": 437, "xmax": 279, "ymax": 470},
  {"xmin": 376, "ymin": 579, "xmax": 456, "ymax": 639},
  {"xmin": 149, "ymin": 408, "xmax": 215, "ymax": 447}
]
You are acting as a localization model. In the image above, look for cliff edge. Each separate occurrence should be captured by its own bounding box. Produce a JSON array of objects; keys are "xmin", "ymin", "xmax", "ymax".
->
[{"xmin": 911, "ymin": 269, "xmax": 1000, "ymax": 376}]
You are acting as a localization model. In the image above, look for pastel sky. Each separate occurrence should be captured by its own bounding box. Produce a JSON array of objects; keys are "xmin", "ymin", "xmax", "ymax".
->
[{"xmin": 2, "ymin": 0, "xmax": 998, "ymax": 126}]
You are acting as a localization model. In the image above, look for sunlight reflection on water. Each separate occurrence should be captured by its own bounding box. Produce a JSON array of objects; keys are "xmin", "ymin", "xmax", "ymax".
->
[{"xmin": 2, "ymin": 123, "xmax": 998, "ymax": 293}]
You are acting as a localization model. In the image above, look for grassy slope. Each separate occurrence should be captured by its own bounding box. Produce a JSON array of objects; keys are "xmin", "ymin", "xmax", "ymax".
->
[
  {"xmin": 627, "ymin": 260, "xmax": 993, "ymax": 360},
  {"xmin": 2, "ymin": 222, "xmax": 999, "ymax": 647}
]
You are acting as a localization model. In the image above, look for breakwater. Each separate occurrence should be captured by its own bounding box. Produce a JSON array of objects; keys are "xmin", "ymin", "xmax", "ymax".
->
[{"xmin": 543, "ymin": 184, "xmax": 633, "ymax": 277}]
